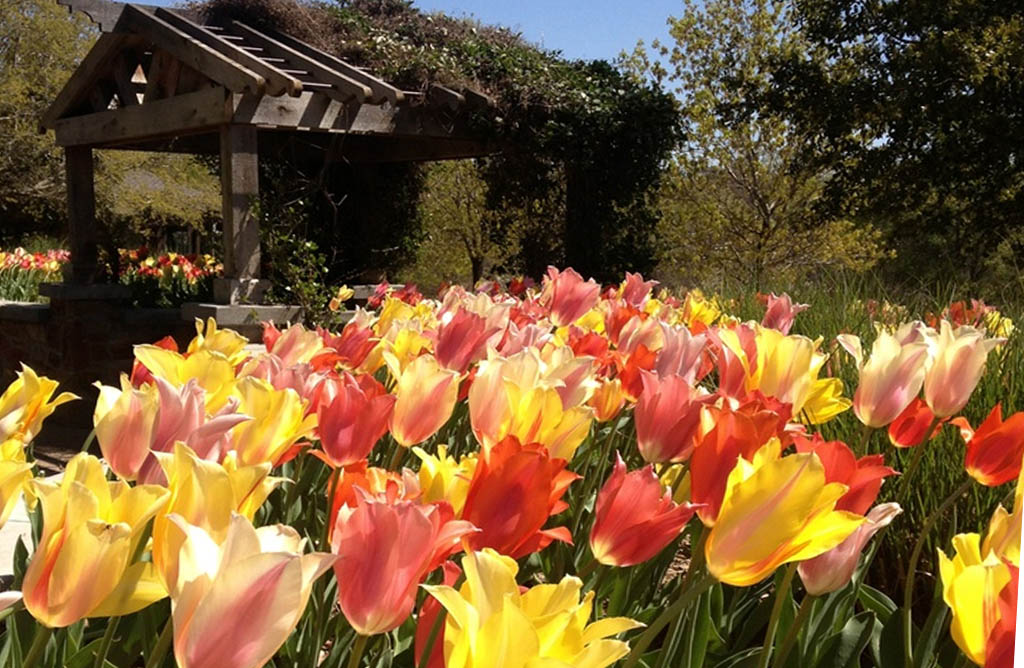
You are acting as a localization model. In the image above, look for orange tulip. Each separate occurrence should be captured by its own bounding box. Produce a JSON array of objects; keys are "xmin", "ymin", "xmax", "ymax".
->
[
  {"xmin": 589, "ymin": 378, "xmax": 627, "ymax": 422},
  {"xmin": 955, "ymin": 404, "xmax": 1024, "ymax": 487},
  {"xmin": 635, "ymin": 371, "xmax": 708, "ymax": 463},
  {"xmin": 386, "ymin": 353, "xmax": 460, "ymax": 447},
  {"xmin": 984, "ymin": 565, "xmax": 1018, "ymax": 668},
  {"xmin": 589, "ymin": 453, "xmax": 697, "ymax": 566},
  {"xmin": 461, "ymin": 436, "xmax": 577, "ymax": 558},
  {"xmin": 331, "ymin": 496, "xmax": 475, "ymax": 636},
  {"xmin": 690, "ymin": 396, "xmax": 791, "ymax": 525}
]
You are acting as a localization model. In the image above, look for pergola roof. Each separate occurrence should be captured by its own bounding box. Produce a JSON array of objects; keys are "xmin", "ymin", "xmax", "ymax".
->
[{"xmin": 44, "ymin": 1, "xmax": 497, "ymax": 162}]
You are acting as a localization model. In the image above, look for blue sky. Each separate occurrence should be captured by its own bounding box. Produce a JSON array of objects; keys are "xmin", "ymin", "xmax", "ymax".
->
[{"xmin": 145, "ymin": 0, "xmax": 681, "ymax": 61}]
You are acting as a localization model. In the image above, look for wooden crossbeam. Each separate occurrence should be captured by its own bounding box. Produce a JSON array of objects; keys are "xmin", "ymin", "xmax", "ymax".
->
[
  {"xmin": 54, "ymin": 85, "xmax": 231, "ymax": 147},
  {"xmin": 257, "ymin": 25, "xmax": 405, "ymax": 105},
  {"xmin": 111, "ymin": 54, "xmax": 140, "ymax": 106},
  {"xmin": 155, "ymin": 8, "xmax": 303, "ymax": 97},
  {"xmin": 229, "ymin": 21, "xmax": 371, "ymax": 103},
  {"xmin": 118, "ymin": 5, "xmax": 265, "ymax": 96}
]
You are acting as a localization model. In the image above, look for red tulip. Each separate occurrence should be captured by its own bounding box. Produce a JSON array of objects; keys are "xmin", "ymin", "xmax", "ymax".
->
[
  {"xmin": 434, "ymin": 308, "xmax": 505, "ymax": 374},
  {"xmin": 793, "ymin": 434, "xmax": 897, "ymax": 514},
  {"xmin": 888, "ymin": 397, "xmax": 945, "ymax": 447},
  {"xmin": 331, "ymin": 496, "xmax": 475, "ymax": 636},
  {"xmin": 317, "ymin": 373, "xmax": 395, "ymax": 468},
  {"xmin": 635, "ymin": 371, "xmax": 708, "ymax": 463},
  {"xmin": 589, "ymin": 453, "xmax": 697, "ymax": 566},
  {"xmin": 955, "ymin": 404, "xmax": 1024, "ymax": 487},
  {"xmin": 461, "ymin": 436, "xmax": 578, "ymax": 558}
]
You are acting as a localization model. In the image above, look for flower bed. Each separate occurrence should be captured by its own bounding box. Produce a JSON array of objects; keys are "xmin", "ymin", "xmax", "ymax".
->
[{"xmin": 0, "ymin": 267, "xmax": 1017, "ymax": 667}]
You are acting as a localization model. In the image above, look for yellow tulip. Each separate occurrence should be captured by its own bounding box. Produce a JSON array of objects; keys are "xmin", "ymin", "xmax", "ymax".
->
[
  {"xmin": 0, "ymin": 364, "xmax": 77, "ymax": 443},
  {"xmin": 165, "ymin": 513, "xmax": 335, "ymax": 668},
  {"xmin": 0, "ymin": 438, "xmax": 32, "ymax": 529},
  {"xmin": 151, "ymin": 442, "xmax": 282, "ymax": 595},
  {"xmin": 705, "ymin": 444, "xmax": 864, "ymax": 587},
  {"xmin": 412, "ymin": 444, "xmax": 477, "ymax": 515},
  {"xmin": 133, "ymin": 346, "xmax": 237, "ymax": 412},
  {"xmin": 938, "ymin": 533, "xmax": 1012, "ymax": 665},
  {"xmin": 424, "ymin": 548, "xmax": 643, "ymax": 668},
  {"xmin": 187, "ymin": 318, "xmax": 250, "ymax": 366},
  {"xmin": 386, "ymin": 352, "xmax": 460, "ymax": 447},
  {"xmin": 23, "ymin": 453, "xmax": 169, "ymax": 627},
  {"xmin": 753, "ymin": 328, "xmax": 850, "ymax": 423},
  {"xmin": 229, "ymin": 377, "xmax": 316, "ymax": 466}
]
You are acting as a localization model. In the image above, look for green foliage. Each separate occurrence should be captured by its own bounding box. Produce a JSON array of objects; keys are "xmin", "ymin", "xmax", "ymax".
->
[
  {"xmin": 758, "ymin": 0, "xmax": 1024, "ymax": 286},
  {"xmin": 627, "ymin": 0, "xmax": 887, "ymax": 289}
]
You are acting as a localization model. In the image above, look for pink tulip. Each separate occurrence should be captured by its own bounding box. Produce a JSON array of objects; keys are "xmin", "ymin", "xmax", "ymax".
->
[
  {"xmin": 620, "ymin": 272, "xmax": 658, "ymax": 308},
  {"xmin": 317, "ymin": 373, "xmax": 395, "ymax": 468},
  {"xmin": 434, "ymin": 308, "xmax": 505, "ymax": 374},
  {"xmin": 655, "ymin": 323, "xmax": 708, "ymax": 383},
  {"xmin": 540, "ymin": 266, "xmax": 600, "ymax": 327},
  {"xmin": 387, "ymin": 354, "xmax": 460, "ymax": 447},
  {"xmin": 332, "ymin": 496, "xmax": 476, "ymax": 636},
  {"xmin": 924, "ymin": 321, "xmax": 1005, "ymax": 418},
  {"xmin": 761, "ymin": 293, "xmax": 809, "ymax": 334},
  {"xmin": 635, "ymin": 371, "xmax": 708, "ymax": 463},
  {"xmin": 797, "ymin": 503, "xmax": 902, "ymax": 595},
  {"xmin": 838, "ymin": 331, "xmax": 929, "ymax": 428},
  {"xmin": 589, "ymin": 453, "xmax": 697, "ymax": 566}
]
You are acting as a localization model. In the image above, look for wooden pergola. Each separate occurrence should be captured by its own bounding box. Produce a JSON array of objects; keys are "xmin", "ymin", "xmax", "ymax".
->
[{"xmin": 44, "ymin": 0, "xmax": 497, "ymax": 303}]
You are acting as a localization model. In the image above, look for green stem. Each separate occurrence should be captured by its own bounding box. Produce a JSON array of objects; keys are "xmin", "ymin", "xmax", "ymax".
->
[
  {"xmin": 321, "ymin": 467, "xmax": 339, "ymax": 553},
  {"xmin": 22, "ymin": 624, "xmax": 53, "ymax": 668},
  {"xmin": 772, "ymin": 593, "xmax": 815, "ymax": 668},
  {"xmin": 145, "ymin": 618, "xmax": 174, "ymax": 668},
  {"xmin": 896, "ymin": 416, "xmax": 941, "ymax": 507},
  {"xmin": 347, "ymin": 634, "xmax": 370, "ymax": 668},
  {"xmin": 576, "ymin": 556, "xmax": 600, "ymax": 581},
  {"xmin": 387, "ymin": 446, "xmax": 406, "ymax": 472},
  {"xmin": 902, "ymin": 478, "xmax": 973, "ymax": 666},
  {"xmin": 621, "ymin": 572, "xmax": 716, "ymax": 668},
  {"xmin": 93, "ymin": 616, "xmax": 120, "ymax": 668},
  {"xmin": 855, "ymin": 423, "xmax": 874, "ymax": 456},
  {"xmin": 81, "ymin": 427, "xmax": 97, "ymax": 453},
  {"xmin": 757, "ymin": 563, "xmax": 797, "ymax": 668}
]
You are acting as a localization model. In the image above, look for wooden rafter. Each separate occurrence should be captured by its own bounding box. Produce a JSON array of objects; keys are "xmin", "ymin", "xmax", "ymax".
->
[
  {"xmin": 256, "ymin": 26, "xmax": 405, "ymax": 106},
  {"xmin": 229, "ymin": 21, "xmax": 371, "ymax": 104},
  {"xmin": 41, "ymin": 33, "xmax": 132, "ymax": 129},
  {"xmin": 154, "ymin": 8, "xmax": 303, "ymax": 98},
  {"xmin": 117, "ymin": 4, "xmax": 266, "ymax": 96}
]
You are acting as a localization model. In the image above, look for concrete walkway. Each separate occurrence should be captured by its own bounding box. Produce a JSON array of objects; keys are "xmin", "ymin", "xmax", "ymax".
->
[{"xmin": 0, "ymin": 497, "xmax": 33, "ymax": 577}]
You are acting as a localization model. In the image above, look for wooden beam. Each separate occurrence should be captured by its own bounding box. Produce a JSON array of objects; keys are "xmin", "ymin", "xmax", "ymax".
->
[
  {"xmin": 229, "ymin": 21, "xmax": 371, "ymax": 103},
  {"xmin": 118, "ymin": 5, "xmax": 266, "ymax": 96},
  {"xmin": 154, "ymin": 8, "xmax": 303, "ymax": 98},
  {"xmin": 54, "ymin": 85, "xmax": 231, "ymax": 147},
  {"xmin": 65, "ymin": 146, "xmax": 99, "ymax": 283},
  {"xmin": 143, "ymin": 49, "xmax": 180, "ymax": 102},
  {"xmin": 257, "ymin": 25, "xmax": 404, "ymax": 105},
  {"xmin": 428, "ymin": 84, "xmax": 465, "ymax": 111},
  {"xmin": 231, "ymin": 91, "xmax": 475, "ymax": 137},
  {"xmin": 220, "ymin": 125, "xmax": 261, "ymax": 280},
  {"xmin": 41, "ymin": 33, "xmax": 130, "ymax": 129}
]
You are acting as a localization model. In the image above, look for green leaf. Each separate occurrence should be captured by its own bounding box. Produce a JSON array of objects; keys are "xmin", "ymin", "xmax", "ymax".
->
[
  {"xmin": 681, "ymin": 590, "xmax": 712, "ymax": 668},
  {"xmin": 877, "ymin": 612, "xmax": 905, "ymax": 668},
  {"xmin": 813, "ymin": 610, "xmax": 875, "ymax": 668},
  {"xmin": 858, "ymin": 584, "xmax": 897, "ymax": 624},
  {"xmin": 712, "ymin": 647, "xmax": 761, "ymax": 668}
]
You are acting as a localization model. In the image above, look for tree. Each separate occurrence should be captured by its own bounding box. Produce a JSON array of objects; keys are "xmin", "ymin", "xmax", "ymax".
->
[
  {"xmin": 761, "ymin": 0, "xmax": 1024, "ymax": 285},
  {"xmin": 626, "ymin": 0, "xmax": 884, "ymax": 289}
]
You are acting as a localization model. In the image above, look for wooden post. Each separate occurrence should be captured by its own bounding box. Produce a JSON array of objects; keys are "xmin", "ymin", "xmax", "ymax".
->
[
  {"xmin": 219, "ymin": 124, "xmax": 260, "ymax": 281},
  {"xmin": 65, "ymin": 146, "xmax": 98, "ymax": 284}
]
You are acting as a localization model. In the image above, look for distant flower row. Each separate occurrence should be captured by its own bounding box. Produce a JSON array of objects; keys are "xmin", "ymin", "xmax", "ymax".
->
[{"xmin": 0, "ymin": 247, "xmax": 221, "ymax": 284}]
